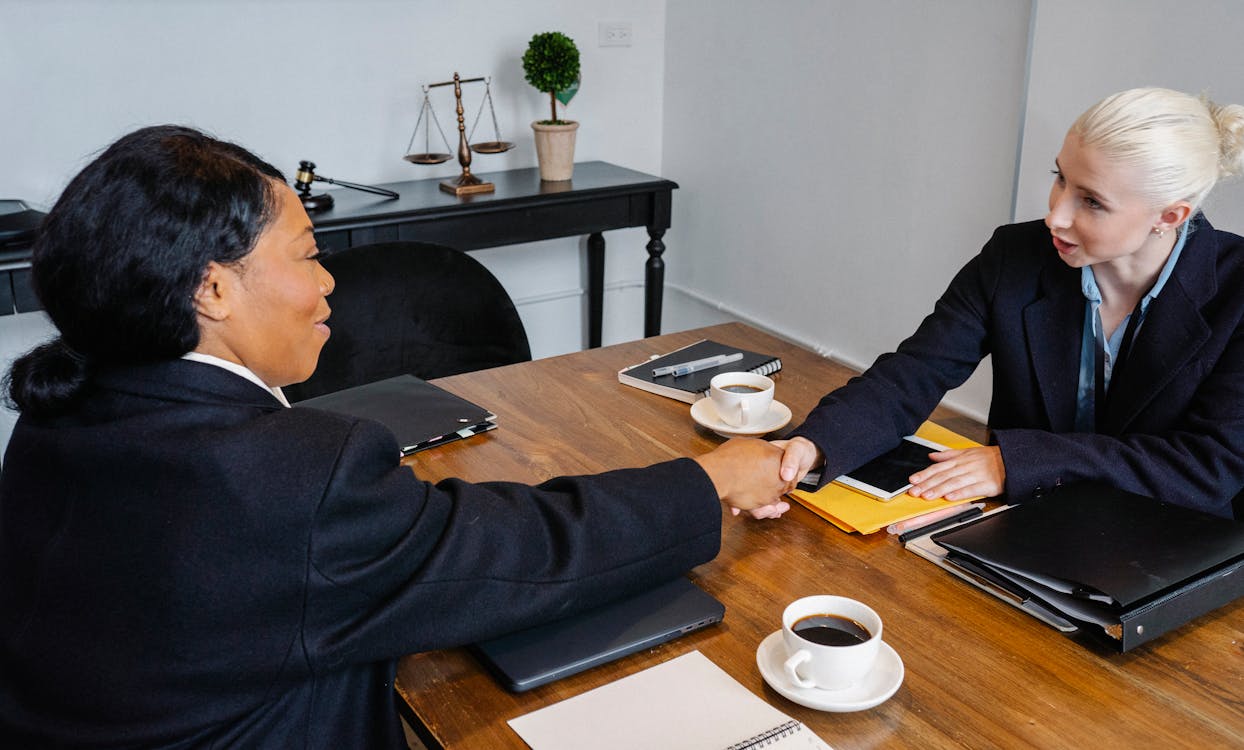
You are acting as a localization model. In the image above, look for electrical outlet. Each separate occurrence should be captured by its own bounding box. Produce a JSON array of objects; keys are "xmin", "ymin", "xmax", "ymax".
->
[{"xmin": 598, "ymin": 21, "xmax": 632, "ymax": 47}]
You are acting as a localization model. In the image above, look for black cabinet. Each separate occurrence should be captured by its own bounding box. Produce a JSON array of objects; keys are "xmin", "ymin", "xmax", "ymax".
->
[
  {"xmin": 1, "ymin": 246, "xmax": 40, "ymax": 316},
  {"xmin": 0, "ymin": 202, "xmax": 44, "ymax": 315}
]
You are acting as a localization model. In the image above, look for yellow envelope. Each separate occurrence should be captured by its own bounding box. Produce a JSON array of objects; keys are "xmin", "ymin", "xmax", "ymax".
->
[{"xmin": 790, "ymin": 421, "xmax": 982, "ymax": 534}]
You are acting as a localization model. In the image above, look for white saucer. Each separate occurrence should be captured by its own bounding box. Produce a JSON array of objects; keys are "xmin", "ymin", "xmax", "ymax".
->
[
  {"xmin": 755, "ymin": 630, "xmax": 903, "ymax": 712},
  {"xmin": 690, "ymin": 399, "xmax": 792, "ymax": 438}
]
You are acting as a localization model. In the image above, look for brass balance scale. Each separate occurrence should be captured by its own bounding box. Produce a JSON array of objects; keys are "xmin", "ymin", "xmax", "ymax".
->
[{"xmin": 404, "ymin": 73, "xmax": 514, "ymax": 196}]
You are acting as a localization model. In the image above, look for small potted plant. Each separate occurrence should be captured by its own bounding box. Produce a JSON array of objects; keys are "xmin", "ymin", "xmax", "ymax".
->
[{"xmin": 522, "ymin": 31, "xmax": 581, "ymax": 181}]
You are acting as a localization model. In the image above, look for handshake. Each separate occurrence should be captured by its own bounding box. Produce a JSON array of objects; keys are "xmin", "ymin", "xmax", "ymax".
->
[
  {"xmin": 697, "ymin": 433, "xmax": 1006, "ymax": 517},
  {"xmin": 692, "ymin": 436, "xmax": 824, "ymax": 520}
]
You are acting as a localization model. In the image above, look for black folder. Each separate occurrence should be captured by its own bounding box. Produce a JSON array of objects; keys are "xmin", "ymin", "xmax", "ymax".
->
[
  {"xmin": 932, "ymin": 483, "xmax": 1244, "ymax": 651},
  {"xmin": 294, "ymin": 374, "xmax": 496, "ymax": 455}
]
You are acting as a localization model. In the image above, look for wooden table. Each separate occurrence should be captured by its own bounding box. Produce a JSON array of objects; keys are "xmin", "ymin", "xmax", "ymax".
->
[
  {"xmin": 395, "ymin": 322, "xmax": 1244, "ymax": 749},
  {"xmin": 308, "ymin": 161, "xmax": 677, "ymax": 347}
]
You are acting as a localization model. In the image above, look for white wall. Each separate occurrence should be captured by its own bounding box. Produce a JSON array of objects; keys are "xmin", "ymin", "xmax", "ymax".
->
[
  {"xmin": 8, "ymin": 1, "xmax": 1244, "ymax": 420},
  {"xmin": 661, "ymin": 0, "xmax": 1033, "ymax": 419},
  {"xmin": 1014, "ymin": 0, "xmax": 1244, "ymax": 233},
  {"xmin": 660, "ymin": 0, "xmax": 1244, "ymax": 420},
  {"xmin": 0, "ymin": 0, "xmax": 667, "ymax": 357}
]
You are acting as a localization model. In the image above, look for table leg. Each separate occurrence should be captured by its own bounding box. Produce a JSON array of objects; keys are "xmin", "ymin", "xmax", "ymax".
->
[
  {"xmin": 645, "ymin": 228, "xmax": 666, "ymax": 337},
  {"xmin": 587, "ymin": 232, "xmax": 605, "ymax": 348}
]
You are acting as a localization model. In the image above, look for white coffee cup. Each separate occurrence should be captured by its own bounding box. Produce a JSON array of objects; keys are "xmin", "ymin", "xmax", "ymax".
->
[
  {"xmin": 781, "ymin": 595, "xmax": 882, "ymax": 691},
  {"xmin": 709, "ymin": 372, "xmax": 775, "ymax": 428}
]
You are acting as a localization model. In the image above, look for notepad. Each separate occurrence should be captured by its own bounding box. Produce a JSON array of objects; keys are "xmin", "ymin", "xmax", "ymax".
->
[
  {"xmin": 507, "ymin": 651, "xmax": 832, "ymax": 750},
  {"xmin": 618, "ymin": 339, "xmax": 782, "ymax": 404}
]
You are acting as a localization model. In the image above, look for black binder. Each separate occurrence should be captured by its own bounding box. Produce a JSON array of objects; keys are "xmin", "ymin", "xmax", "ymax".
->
[
  {"xmin": 931, "ymin": 483, "xmax": 1244, "ymax": 651},
  {"xmin": 294, "ymin": 374, "xmax": 496, "ymax": 455}
]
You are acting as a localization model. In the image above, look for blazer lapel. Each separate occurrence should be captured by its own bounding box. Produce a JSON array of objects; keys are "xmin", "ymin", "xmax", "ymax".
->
[
  {"xmin": 1024, "ymin": 260, "xmax": 1083, "ymax": 432},
  {"xmin": 1104, "ymin": 225, "xmax": 1217, "ymax": 433}
]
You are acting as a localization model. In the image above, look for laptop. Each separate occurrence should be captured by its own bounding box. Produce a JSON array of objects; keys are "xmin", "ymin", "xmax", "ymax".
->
[{"xmin": 471, "ymin": 577, "xmax": 725, "ymax": 692}]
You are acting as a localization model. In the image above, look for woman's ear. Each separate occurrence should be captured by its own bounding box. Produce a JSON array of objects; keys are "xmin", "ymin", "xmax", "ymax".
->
[
  {"xmin": 1157, "ymin": 201, "xmax": 1194, "ymax": 234},
  {"xmin": 193, "ymin": 262, "xmax": 232, "ymax": 322}
]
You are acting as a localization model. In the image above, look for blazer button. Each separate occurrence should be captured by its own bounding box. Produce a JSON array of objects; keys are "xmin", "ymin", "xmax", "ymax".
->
[{"xmin": 1032, "ymin": 485, "xmax": 1045, "ymax": 499}]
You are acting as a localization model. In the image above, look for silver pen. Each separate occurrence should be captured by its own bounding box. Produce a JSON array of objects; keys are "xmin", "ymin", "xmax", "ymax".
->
[{"xmin": 652, "ymin": 352, "xmax": 743, "ymax": 377}]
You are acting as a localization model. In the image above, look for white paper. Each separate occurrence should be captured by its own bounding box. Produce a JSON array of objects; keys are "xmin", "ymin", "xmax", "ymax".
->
[{"xmin": 507, "ymin": 651, "xmax": 832, "ymax": 750}]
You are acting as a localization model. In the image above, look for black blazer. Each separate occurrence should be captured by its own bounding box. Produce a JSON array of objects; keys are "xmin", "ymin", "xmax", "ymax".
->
[
  {"xmin": 0, "ymin": 361, "xmax": 721, "ymax": 747},
  {"xmin": 793, "ymin": 217, "xmax": 1244, "ymax": 518}
]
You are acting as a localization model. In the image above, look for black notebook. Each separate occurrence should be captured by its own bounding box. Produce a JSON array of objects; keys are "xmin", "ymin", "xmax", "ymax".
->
[
  {"xmin": 931, "ymin": 483, "xmax": 1244, "ymax": 650},
  {"xmin": 294, "ymin": 374, "xmax": 496, "ymax": 455},
  {"xmin": 617, "ymin": 339, "xmax": 782, "ymax": 403}
]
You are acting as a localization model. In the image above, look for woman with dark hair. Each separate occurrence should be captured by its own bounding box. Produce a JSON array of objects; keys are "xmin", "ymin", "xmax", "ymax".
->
[{"xmin": 0, "ymin": 125, "xmax": 792, "ymax": 747}]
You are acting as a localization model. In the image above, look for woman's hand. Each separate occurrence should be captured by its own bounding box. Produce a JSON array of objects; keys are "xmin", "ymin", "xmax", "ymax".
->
[
  {"xmin": 908, "ymin": 446, "xmax": 1005, "ymax": 500},
  {"xmin": 694, "ymin": 438, "xmax": 795, "ymax": 519},
  {"xmin": 772, "ymin": 436, "xmax": 824, "ymax": 484}
]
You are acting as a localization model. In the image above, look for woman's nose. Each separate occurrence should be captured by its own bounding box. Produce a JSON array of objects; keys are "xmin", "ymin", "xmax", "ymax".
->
[
  {"xmin": 319, "ymin": 265, "xmax": 335, "ymax": 296},
  {"xmin": 1046, "ymin": 190, "xmax": 1072, "ymax": 230}
]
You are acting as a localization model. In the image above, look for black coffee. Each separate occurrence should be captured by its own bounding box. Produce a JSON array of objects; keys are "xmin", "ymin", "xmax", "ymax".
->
[
  {"xmin": 721, "ymin": 384, "xmax": 764, "ymax": 393},
  {"xmin": 792, "ymin": 614, "xmax": 871, "ymax": 646}
]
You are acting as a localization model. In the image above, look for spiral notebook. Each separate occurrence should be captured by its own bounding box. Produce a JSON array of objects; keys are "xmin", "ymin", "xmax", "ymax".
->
[
  {"xmin": 618, "ymin": 339, "xmax": 783, "ymax": 404},
  {"xmin": 508, "ymin": 651, "xmax": 832, "ymax": 750}
]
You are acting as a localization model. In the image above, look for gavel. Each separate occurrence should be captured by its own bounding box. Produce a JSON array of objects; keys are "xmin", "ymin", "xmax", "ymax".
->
[{"xmin": 293, "ymin": 160, "xmax": 399, "ymax": 212}]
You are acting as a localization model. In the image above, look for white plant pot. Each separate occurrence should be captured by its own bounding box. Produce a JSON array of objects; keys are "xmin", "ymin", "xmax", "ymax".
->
[{"xmin": 531, "ymin": 121, "xmax": 579, "ymax": 181}]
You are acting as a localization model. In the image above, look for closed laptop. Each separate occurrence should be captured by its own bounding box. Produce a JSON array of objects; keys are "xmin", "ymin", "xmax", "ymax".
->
[{"xmin": 471, "ymin": 577, "xmax": 725, "ymax": 692}]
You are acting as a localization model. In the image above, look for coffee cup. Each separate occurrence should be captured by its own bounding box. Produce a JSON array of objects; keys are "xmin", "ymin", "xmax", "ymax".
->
[
  {"xmin": 781, "ymin": 595, "xmax": 882, "ymax": 691},
  {"xmin": 709, "ymin": 372, "xmax": 774, "ymax": 428}
]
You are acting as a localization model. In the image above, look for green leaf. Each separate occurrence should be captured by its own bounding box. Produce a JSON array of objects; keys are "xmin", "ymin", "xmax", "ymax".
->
[{"xmin": 555, "ymin": 76, "xmax": 580, "ymax": 106}]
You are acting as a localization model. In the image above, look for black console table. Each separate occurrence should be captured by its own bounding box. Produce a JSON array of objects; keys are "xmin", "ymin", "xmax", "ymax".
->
[
  {"xmin": 0, "ymin": 162, "xmax": 678, "ymax": 345},
  {"xmin": 309, "ymin": 161, "xmax": 678, "ymax": 347}
]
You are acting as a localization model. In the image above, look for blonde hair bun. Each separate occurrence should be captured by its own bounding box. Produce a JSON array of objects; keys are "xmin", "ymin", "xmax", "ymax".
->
[{"xmin": 1208, "ymin": 99, "xmax": 1244, "ymax": 179}]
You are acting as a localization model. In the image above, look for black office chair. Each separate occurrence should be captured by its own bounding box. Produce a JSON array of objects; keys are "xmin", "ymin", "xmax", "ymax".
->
[{"xmin": 284, "ymin": 241, "xmax": 531, "ymax": 402}]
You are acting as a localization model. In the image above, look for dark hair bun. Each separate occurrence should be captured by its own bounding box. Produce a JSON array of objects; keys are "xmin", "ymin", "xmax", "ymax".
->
[{"xmin": 6, "ymin": 338, "xmax": 90, "ymax": 416}]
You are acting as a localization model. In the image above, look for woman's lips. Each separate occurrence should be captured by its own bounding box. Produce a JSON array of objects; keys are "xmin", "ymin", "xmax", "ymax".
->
[
  {"xmin": 314, "ymin": 311, "xmax": 331, "ymax": 337},
  {"xmin": 1051, "ymin": 235, "xmax": 1077, "ymax": 255}
]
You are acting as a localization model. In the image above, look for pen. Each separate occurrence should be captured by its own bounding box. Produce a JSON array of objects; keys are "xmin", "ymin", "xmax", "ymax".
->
[
  {"xmin": 897, "ymin": 505, "xmax": 984, "ymax": 544},
  {"xmin": 887, "ymin": 502, "xmax": 984, "ymax": 535},
  {"xmin": 652, "ymin": 352, "xmax": 743, "ymax": 377}
]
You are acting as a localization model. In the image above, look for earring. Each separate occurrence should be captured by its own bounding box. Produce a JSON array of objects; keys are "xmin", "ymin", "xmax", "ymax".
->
[{"xmin": 1152, "ymin": 227, "xmax": 1166, "ymax": 238}]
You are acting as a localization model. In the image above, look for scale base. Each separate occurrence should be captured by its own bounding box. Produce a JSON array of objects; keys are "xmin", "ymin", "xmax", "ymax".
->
[{"xmin": 439, "ymin": 173, "xmax": 495, "ymax": 196}]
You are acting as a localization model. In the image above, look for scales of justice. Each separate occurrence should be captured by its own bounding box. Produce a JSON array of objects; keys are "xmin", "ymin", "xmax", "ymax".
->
[{"xmin": 404, "ymin": 72, "xmax": 514, "ymax": 196}]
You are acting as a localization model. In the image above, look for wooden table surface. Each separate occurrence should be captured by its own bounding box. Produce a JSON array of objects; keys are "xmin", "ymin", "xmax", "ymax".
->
[{"xmin": 395, "ymin": 322, "xmax": 1244, "ymax": 749}]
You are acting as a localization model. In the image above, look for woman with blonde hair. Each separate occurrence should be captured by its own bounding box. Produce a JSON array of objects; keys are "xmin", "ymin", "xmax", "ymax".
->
[{"xmin": 777, "ymin": 87, "xmax": 1244, "ymax": 519}]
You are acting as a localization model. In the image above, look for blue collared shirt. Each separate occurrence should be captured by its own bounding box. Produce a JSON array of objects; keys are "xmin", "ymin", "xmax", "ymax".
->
[{"xmin": 1074, "ymin": 224, "xmax": 1190, "ymax": 431}]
